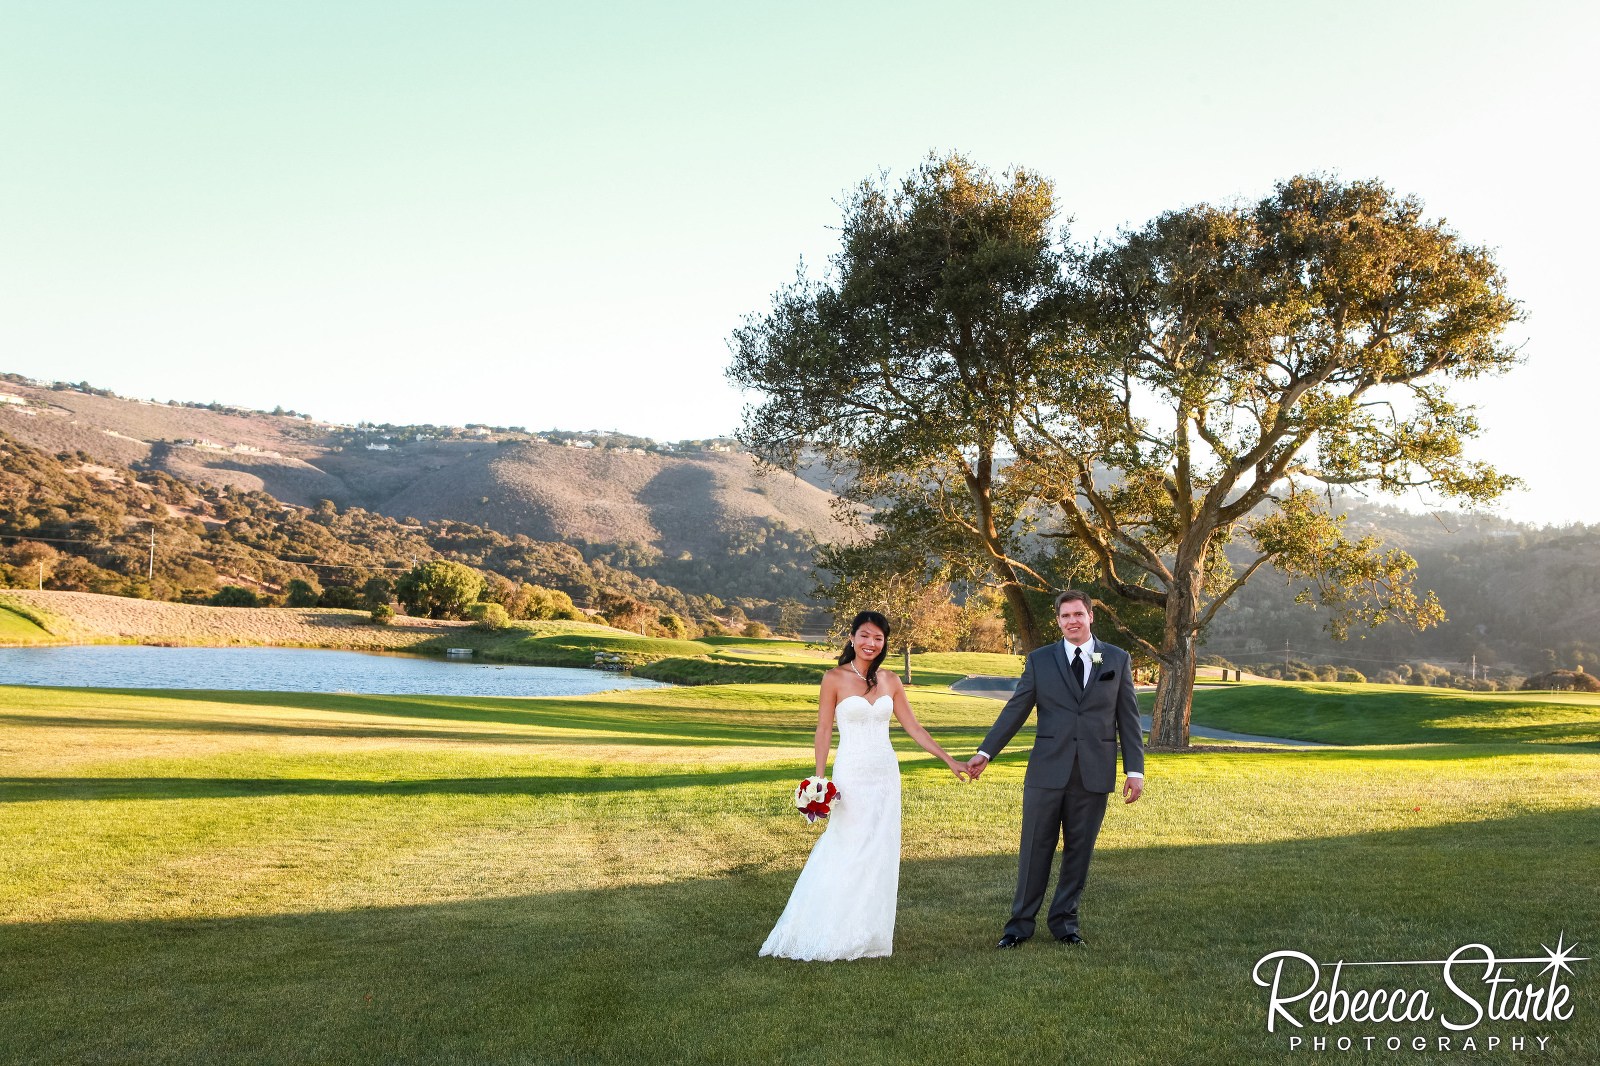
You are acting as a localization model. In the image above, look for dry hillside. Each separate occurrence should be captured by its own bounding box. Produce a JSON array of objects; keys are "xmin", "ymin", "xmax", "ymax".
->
[
  {"xmin": 0, "ymin": 380, "xmax": 856, "ymax": 553},
  {"xmin": 378, "ymin": 444, "xmax": 849, "ymax": 555}
]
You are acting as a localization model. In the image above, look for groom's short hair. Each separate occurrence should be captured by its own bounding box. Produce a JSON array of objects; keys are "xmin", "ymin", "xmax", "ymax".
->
[{"xmin": 1054, "ymin": 590, "xmax": 1093, "ymax": 613}]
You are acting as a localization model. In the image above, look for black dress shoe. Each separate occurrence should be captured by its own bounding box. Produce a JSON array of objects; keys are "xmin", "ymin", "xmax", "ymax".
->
[
  {"xmin": 996, "ymin": 934, "xmax": 1031, "ymax": 949},
  {"xmin": 1056, "ymin": 932, "xmax": 1086, "ymax": 945}
]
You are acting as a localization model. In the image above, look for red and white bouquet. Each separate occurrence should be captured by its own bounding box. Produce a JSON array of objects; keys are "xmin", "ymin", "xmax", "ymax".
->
[{"xmin": 794, "ymin": 777, "xmax": 839, "ymax": 823}]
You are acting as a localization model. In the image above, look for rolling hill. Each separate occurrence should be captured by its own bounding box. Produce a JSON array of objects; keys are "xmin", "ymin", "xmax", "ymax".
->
[{"xmin": 0, "ymin": 377, "xmax": 853, "ymax": 557}]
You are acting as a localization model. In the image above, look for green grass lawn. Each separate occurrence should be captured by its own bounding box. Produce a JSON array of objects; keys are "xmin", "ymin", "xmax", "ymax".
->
[{"xmin": 1, "ymin": 681, "xmax": 1597, "ymax": 1064}]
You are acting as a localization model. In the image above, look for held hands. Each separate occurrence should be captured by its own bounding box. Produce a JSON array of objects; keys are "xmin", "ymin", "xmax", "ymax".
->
[
  {"xmin": 944, "ymin": 758, "xmax": 971, "ymax": 783},
  {"xmin": 965, "ymin": 753, "xmax": 990, "ymax": 781}
]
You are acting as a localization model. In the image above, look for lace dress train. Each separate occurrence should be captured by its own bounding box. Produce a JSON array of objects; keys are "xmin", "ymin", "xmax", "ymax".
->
[{"xmin": 760, "ymin": 693, "xmax": 901, "ymax": 961}]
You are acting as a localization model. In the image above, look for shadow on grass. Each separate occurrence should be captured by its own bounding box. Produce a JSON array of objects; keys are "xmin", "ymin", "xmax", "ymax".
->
[
  {"xmin": 0, "ymin": 765, "xmax": 811, "ymax": 802},
  {"xmin": 1, "ymin": 687, "xmax": 1006, "ymax": 753},
  {"xmin": 1, "ymin": 809, "xmax": 1596, "ymax": 1065},
  {"xmin": 1159, "ymin": 684, "xmax": 1600, "ymax": 748},
  {"xmin": 2, "ymin": 687, "xmax": 821, "ymax": 746}
]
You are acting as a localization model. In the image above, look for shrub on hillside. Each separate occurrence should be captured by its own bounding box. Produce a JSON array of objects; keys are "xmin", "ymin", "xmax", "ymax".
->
[
  {"xmin": 657, "ymin": 612, "xmax": 689, "ymax": 640},
  {"xmin": 1314, "ymin": 665, "xmax": 1338, "ymax": 681},
  {"xmin": 1337, "ymin": 668, "xmax": 1367, "ymax": 682},
  {"xmin": 598, "ymin": 592, "xmax": 653, "ymax": 632},
  {"xmin": 210, "ymin": 585, "xmax": 258, "ymax": 608},
  {"xmin": 319, "ymin": 584, "xmax": 361, "ymax": 609},
  {"xmin": 742, "ymin": 621, "xmax": 771, "ymax": 639},
  {"xmin": 518, "ymin": 583, "xmax": 582, "ymax": 621},
  {"xmin": 1372, "ymin": 670, "xmax": 1403, "ymax": 684},
  {"xmin": 370, "ymin": 603, "xmax": 395, "ymax": 625},
  {"xmin": 285, "ymin": 578, "xmax": 322, "ymax": 608},
  {"xmin": 466, "ymin": 602, "xmax": 511, "ymax": 630},
  {"xmin": 1520, "ymin": 670, "xmax": 1600, "ymax": 693}
]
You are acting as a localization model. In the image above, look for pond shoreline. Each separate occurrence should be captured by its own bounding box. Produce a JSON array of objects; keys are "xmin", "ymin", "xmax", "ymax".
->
[
  {"xmin": 0, "ymin": 643, "xmax": 669, "ymax": 698},
  {"xmin": 0, "ymin": 588, "xmax": 633, "ymax": 659}
]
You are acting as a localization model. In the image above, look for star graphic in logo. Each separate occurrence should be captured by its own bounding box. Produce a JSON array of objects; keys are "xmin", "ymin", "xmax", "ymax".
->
[{"xmin": 1537, "ymin": 932, "xmax": 1588, "ymax": 978}]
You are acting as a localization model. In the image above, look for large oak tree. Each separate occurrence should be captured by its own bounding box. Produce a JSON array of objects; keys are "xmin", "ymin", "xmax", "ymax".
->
[{"xmin": 732, "ymin": 161, "xmax": 1521, "ymax": 746}]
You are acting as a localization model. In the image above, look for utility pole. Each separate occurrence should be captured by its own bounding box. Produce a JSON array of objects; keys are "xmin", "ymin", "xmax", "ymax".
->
[
  {"xmin": 148, "ymin": 524, "xmax": 156, "ymax": 582},
  {"xmin": 904, "ymin": 644, "xmax": 912, "ymax": 684},
  {"xmin": 1471, "ymin": 654, "xmax": 1476, "ymax": 680},
  {"xmin": 38, "ymin": 561, "xmax": 43, "ymax": 590}
]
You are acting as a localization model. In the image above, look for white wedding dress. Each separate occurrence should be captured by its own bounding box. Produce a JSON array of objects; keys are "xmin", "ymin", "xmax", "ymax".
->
[{"xmin": 760, "ymin": 692, "xmax": 902, "ymax": 961}]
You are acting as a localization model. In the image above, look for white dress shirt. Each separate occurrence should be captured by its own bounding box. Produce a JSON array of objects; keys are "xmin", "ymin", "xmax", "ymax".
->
[{"xmin": 978, "ymin": 635, "xmax": 1143, "ymax": 778}]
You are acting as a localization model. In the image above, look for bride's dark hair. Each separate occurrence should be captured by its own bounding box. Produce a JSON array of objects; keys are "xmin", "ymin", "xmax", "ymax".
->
[{"xmin": 838, "ymin": 610, "xmax": 891, "ymax": 691}]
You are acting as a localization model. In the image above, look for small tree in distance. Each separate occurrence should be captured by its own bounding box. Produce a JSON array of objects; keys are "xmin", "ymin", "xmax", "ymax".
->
[
  {"xmin": 210, "ymin": 585, "xmax": 257, "ymax": 608},
  {"xmin": 395, "ymin": 561, "xmax": 486, "ymax": 619},
  {"xmin": 285, "ymin": 578, "xmax": 321, "ymax": 608}
]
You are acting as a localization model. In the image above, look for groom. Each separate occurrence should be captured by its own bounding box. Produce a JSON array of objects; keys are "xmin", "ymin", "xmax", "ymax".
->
[{"xmin": 967, "ymin": 590, "xmax": 1144, "ymax": 948}]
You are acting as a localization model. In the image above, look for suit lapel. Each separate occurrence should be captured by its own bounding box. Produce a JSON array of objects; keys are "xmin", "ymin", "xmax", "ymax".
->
[{"xmin": 1050, "ymin": 640, "xmax": 1079, "ymax": 702}]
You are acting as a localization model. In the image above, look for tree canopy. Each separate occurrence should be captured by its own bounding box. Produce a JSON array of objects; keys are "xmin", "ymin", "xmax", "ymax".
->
[{"xmin": 731, "ymin": 159, "xmax": 1523, "ymax": 746}]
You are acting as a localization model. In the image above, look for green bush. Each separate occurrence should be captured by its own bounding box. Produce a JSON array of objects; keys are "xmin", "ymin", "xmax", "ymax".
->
[
  {"xmin": 742, "ymin": 621, "xmax": 771, "ymax": 639},
  {"xmin": 210, "ymin": 586, "xmax": 258, "ymax": 608},
  {"xmin": 466, "ymin": 602, "xmax": 511, "ymax": 631},
  {"xmin": 285, "ymin": 578, "xmax": 321, "ymax": 608},
  {"xmin": 318, "ymin": 585, "xmax": 362, "ymax": 609},
  {"xmin": 362, "ymin": 576, "xmax": 394, "ymax": 609},
  {"xmin": 370, "ymin": 603, "xmax": 395, "ymax": 625}
]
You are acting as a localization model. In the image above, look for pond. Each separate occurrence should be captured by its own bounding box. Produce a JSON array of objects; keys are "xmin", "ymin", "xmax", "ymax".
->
[{"xmin": 0, "ymin": 645, "xmax": 669, "ymax": 698}]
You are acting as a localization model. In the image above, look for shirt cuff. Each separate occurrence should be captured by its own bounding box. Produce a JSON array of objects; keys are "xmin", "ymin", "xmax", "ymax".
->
[
  {"xmin": 1125, "ymin": 771, "xmax": 1144, "ymax": 778},
  {"xmin": 976, "ymin": 750, "xmax": 991, "ymax": 760}
]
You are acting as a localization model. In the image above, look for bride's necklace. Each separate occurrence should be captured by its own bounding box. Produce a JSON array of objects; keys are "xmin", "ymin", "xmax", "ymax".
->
[{"xmin": 848, "ymin": 661, "xmax": 868, "ymax": 682}]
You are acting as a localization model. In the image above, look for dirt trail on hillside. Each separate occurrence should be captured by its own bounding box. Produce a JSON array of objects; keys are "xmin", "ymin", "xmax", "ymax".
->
[{"xmin": 2, "ymin": 590, "xmax": 472, "ymax": 649}]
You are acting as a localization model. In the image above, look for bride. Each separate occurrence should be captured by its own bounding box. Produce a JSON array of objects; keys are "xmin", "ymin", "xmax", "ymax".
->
[{"xmin": 760, "ymin": 610, "xmax": 969, "ymax": 961}]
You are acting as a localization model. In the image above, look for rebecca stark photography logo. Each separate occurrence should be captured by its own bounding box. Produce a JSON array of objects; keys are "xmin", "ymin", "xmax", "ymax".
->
[{"xmin": 1251, "ymin": 935, "xmax": 1587, "ymax": 1053}]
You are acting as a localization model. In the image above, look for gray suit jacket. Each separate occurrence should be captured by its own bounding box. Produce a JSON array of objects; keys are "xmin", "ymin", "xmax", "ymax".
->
[{"xmin": 978, "ymin": 639, "xmax": 1145, "ymax": 793}]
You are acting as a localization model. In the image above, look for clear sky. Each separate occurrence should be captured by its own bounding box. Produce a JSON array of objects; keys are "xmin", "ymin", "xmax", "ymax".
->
[{"xmin": 1, "ymin": 1, "xmax": 1595, "ymax": 522}]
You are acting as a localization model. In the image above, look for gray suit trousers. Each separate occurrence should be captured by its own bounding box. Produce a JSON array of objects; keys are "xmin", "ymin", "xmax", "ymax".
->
[{"xmin": 1004, "ymin": 756, "xmax": 1108, "ymax": 939}]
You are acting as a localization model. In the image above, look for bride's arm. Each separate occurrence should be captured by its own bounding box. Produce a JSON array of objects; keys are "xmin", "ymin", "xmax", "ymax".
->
[
  {"xmin": 814, "ymin": 674, "xmax": 840, "ymax": 777},
  {"xmin": 885, "ymin": 673, "xmax": 968, "ymax": 782}
]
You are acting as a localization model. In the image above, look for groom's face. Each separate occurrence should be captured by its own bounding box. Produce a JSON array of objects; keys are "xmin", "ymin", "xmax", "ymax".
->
[{"xmin": 1057, "ymin": 600, "xmax": 1092, "ymax": 643}]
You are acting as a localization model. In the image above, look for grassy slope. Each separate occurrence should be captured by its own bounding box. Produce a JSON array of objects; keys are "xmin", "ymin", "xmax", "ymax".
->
[
  {"xmin": 1, "ymin": 682, "xmax": 1597, "ymax": 1064},
  {"xmin": 1180, "ymin": 681, "xmax": 1600, "ymax": 747},
  {"xmin": 0, "ymin": 605, "xmax": 52, "ymax": 644}
]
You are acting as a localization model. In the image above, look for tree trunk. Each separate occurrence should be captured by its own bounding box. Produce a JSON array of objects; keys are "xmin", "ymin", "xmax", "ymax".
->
[
  {"xmin": 1000, "ymin": 580, "xmax": 1047, "ymax": 653},
  {"xmin": 1149, "ymin": 577, "xmax": 1201, "ymax": 748}
]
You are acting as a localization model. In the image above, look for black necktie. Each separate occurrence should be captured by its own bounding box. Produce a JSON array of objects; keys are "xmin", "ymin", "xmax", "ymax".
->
[{"xmin": 1073, "ymin": 646, "xmax": 1084, "ymax": 688}]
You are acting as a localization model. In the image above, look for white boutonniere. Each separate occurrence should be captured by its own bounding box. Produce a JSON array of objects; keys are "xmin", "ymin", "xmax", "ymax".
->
[{"xmin": 1091, "ymin": 652, "xmax": 1104, "ymax": 665}]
